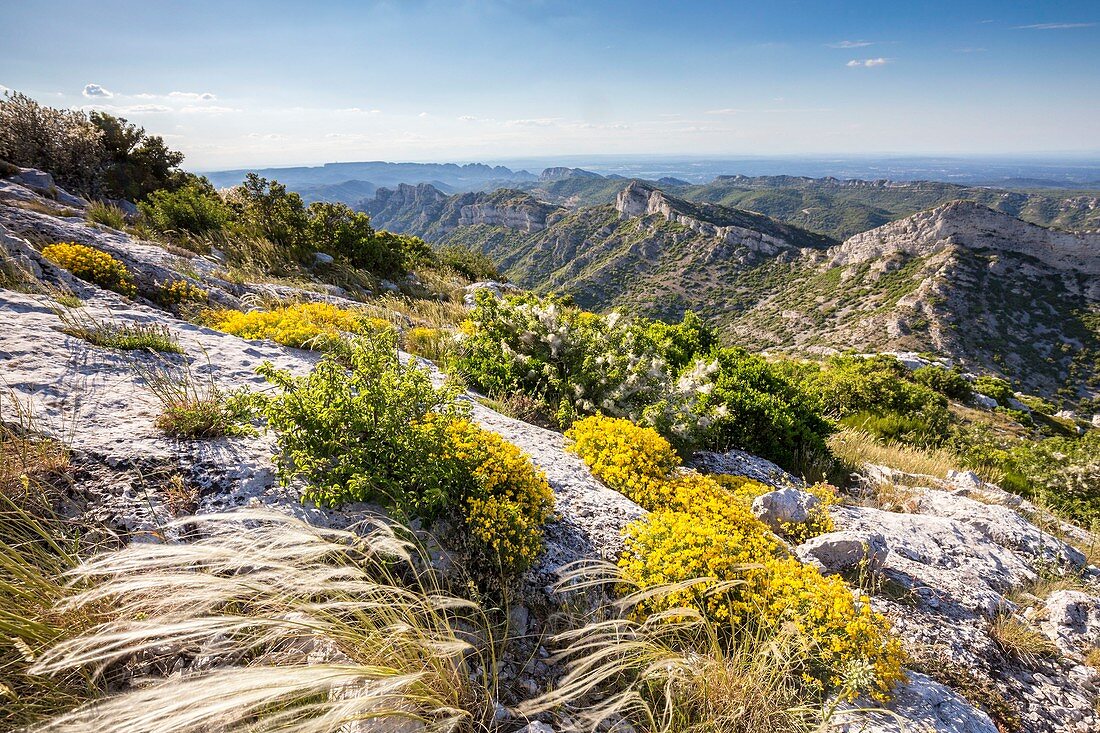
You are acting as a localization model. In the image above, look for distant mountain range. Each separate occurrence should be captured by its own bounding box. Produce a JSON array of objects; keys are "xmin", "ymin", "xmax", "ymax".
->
[
  {"xmin": 202, "ymin": 161, "xmax": 536, "ymax": 203},
  {"xmin": 362, "ymin": 179, "xmax": 1100, "ymax": 403}
]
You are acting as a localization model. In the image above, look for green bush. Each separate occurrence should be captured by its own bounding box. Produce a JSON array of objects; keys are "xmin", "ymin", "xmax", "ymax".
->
[
  {"xmin": 231, "ymin": 173, "xmax": 309, "ymax": 248},
  {"xmin": 437, "ymin": 245, "xmax": 499, "ymax": 281},
  {"xmin": 140, "ymin": 180, "xmax": 230, "ymax": 235},
  {"xmin": 911, "ymin": 365, "xmax": 972, "ymax": 401},
  {"xmin": 972, "ymin": 376, "xmax": 1014, "ymax": 405},
  {"xmin": 257, "ymin": 335, "xmax": 553, "ymax": 577},
  {"xmin": 690, "ymin": 347, "xmax": 832, "ymax": 467},
  {"xmin": 0, "ymin": 93, "xmax": 186, "ymax": 199},
  {"xmin": 457, "ymin": 293, "xmax": 830, "ymax": 468}
]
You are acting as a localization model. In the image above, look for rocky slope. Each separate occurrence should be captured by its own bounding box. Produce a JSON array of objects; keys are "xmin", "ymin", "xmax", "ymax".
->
[
  {"xmin": 4, "ymin": 171, "xmax": 1100, "ymax": 732},
  {"xmin": 363, "ymin": 181, "xmax": 1100, "ymax": 403}
]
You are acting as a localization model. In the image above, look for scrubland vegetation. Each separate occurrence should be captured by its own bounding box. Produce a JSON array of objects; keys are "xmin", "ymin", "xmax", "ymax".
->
[{"xmin": 3, "ymin": 91, "xmax": 1100, "ymax": 732}]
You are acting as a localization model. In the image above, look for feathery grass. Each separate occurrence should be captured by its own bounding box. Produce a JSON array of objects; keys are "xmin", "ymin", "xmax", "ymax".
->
[
  {"xmin": 30, "ymin": 511, "xmax": 499, "ymax": 733},
  {"xmin": 827, "ymin": 428, "xmax": 962, "ymax": 480},
  {"xmin": 990, "ymin": 614, "xmax": 1060, "ymax": 664},
  {"xmin": 520, "ymin": 562, "xmax": 832, "ymax": 733}
]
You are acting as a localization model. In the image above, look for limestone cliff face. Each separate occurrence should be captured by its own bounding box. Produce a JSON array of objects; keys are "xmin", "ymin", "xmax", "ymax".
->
[
  {"xmin": 833, "ymin": 200, "xmax": 1100, "ymax": 282},
  {"xmin": 615, "ymin": 180, "xmax": 831, "ymax": 257}
]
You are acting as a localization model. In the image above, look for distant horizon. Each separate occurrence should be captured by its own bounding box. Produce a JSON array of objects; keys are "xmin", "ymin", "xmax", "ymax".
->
[{"xmin": 196, "ymin": 151, "xmax": 1100, "ymax": 173}]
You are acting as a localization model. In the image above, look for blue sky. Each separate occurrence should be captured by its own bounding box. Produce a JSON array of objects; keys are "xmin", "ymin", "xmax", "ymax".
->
[{"xmin": 2, "ymin": 0, "xmax": 1098, "ymax": 168}]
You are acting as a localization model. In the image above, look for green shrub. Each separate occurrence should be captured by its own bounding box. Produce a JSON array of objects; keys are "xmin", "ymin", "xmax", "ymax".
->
[
  {"xmin": 437, "ymin": 244, "xmax": 499, "ymax": 281},
  {"xmin": 85, "ymin": 201, "xmax": 127, "ymax": 230},
  {"xmin": 257, "ymin": 335, "xmax": 553, "ymax": 577},
  {"xmin": 458, "ymin": 292, "xmax": 830, "ymax": 468},
  {"xmin": 305, "ymin": 202, "xmax": 404, "ymax": 275},
  {"xmin": 231, "ymin": 173, "xmax": 309, "ymax": 248},
  {"xmin": 140, "ymin": 180, "xmax": 229, "ymax": 235},
  {"xmin": 972, "ymin": 376, "xmax": 1014, "ymax": 405},
  {"xmin": 692, "ymin": 347, "xmax": 832, "ymax": 467},
  {"xmin": 911, "ymin": 365, "xmax": 972, "ymax": 401}
]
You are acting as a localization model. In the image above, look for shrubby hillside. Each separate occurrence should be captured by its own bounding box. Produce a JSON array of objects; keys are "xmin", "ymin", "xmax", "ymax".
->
[
  {"xmin": 2, "ymin": 94, "xmax": 1100, "ymax": 733},
  {"xmin": 365, "ymin": 178, "xmax": 1100, "ymax": 408}
]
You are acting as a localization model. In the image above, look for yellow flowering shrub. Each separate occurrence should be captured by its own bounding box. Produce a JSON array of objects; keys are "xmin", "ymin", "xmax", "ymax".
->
[
  {"xmin": 202, "ymin": 302, "xmax": 394, "ymax": 349},
  {"xmin": 565, "ymin": 415, "xmax": 680, "ymax": 508},
  {"xmin": 41, "ymin": 242, "xmax": 136, "ymax": 297},
  {"xmin": 571, "ymin": 414, "xmax": 903, "ymax": 700},
  {"xmin": 441, "ymin": 418, "xmax": 554, "ymax": 575},
  {"xmin": 156, "ymin": 279, "xmax": 208, "ymax": 307}
]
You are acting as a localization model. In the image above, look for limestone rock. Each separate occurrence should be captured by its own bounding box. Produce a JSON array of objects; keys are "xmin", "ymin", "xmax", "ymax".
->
[
  {"xmin": 687, "ymin": 448, "xmax": 802, "ymax": 488},
  {"xmin": 795, "ymin": 530, "xmax": 888, "ymax": 574},
  {"xmin": 463, "ymin": 280, "xmax": 521, "ymax": 307},
  {"xmin": 751, "ymin": 487, "xmax": 820, "ymax": 531},
  {"xmin": 972, "ymin": 392, "xmax": 999, "ymax": 409},
  {"xmin": 832, "ymin": 672, "xmax": 998, "ymax": 733},
  {"xmin": 6, "ymin": 167, "xmax": 88, "ymax": 208},
  {"xmin": 1041, "ymin": 590, "xmax": 1100, "ymax": 657}
]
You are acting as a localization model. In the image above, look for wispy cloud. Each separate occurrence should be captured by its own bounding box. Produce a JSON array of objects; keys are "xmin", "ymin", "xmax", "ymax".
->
[
  {"xmin": 505, "ymin": 118, "xmax": 557, "ymax": 127},
  {"xmin": 1015, "ymin": 22, "xmax": 1096, "ymax": 30},
  {"xmin": 705, "ymin": 108, "xmax": 739, "ymax": 115},
  {"xmin": 846, "ymin": 57, "xmax": 890, "ymax": 68},
  {"xmin": 458, "ymin": 115, "xmax": 478, "ymax": 121},
  {"xmin": 82, "ymin": 83, "xmax": 112, "ymax": 98},
  {"xmin": 168, "ymin": 91, "xmax": 217, "ymax": 101},
  {"xmin": 829, "ymin": 40, "xmax": 874, "ymax": 48}
]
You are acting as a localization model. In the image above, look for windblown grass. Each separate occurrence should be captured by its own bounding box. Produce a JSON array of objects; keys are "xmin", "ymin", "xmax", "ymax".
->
[
  {"xmin": 520, "ymin": 562, "xmax": 834, "ymax": 733},
  {"xmin": 30, "ymin": 511, "xmax": 498, "ymax": 733},
  {"xmin": 136, "ymin": 359, "xmax": 257, "ymax": 439},
  {"xmin": 828, "ymin": 428, "xmax": 963, "ymax": 480},
  {"xmin": 990, "ymin": 614, "xmax": 1060, "ymax": 664},
  {"xmin": 58, "ymin": 309, "xmax": 183, "ymax": 353},
  {"xmin": 85, "ymin": 202, "xmax": 127, "ymax": 230}
]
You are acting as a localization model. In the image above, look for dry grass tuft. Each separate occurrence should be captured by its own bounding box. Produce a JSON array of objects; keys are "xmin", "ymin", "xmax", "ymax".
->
[
  {"xmin": 29, "ymin": 511, "xmax": 498, "ymax": 733},
  {"xmin": 990, "ymin": 614, "xmax": 1060, "ymax": 664},
  {"xmin": 828, "ymin": 429, "xmax": 962, "ymax": 480}
]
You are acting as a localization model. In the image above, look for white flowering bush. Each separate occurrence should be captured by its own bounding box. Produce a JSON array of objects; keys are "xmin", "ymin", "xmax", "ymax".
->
[{"xmin": 457, "ymin": 291, "xmax": 831, "ymax": 464}]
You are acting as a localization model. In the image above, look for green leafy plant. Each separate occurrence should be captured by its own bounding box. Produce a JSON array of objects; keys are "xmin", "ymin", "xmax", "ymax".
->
[
  {"xmin": 137, "ymin": 360, "xmax": 258, "ymax": 439},
  {"xmin": 140, "ymin": 180, "xmax": 230, "ymax": 236},
  {"xmin": 258, "ymin": 335, "xmax": 553, "ymax": 577}
]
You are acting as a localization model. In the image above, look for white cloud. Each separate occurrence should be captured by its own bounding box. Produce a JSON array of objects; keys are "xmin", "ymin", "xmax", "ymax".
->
[
  {"xmin": 458, "ymin": 115, "xmax": 478, "ymax": 121},
  {"xmin": 846, "ymin": 57, "xmax": 890, "ymax": 68},
  {"xmin": 168, "ymin": 91, "xmax": 217, "ymax": 101},
  {"xmin": 705, "ymin": 108, "xmax": 739, "ymax": 115},
  {"xmin": 82, "ymin": 83, "xmax": 113, "ymax": 98},
  {"xmin": 336, "ymin": 107, "xmax": 381, "ymax": 114},
  {"xmin": 505, "ymin": 118, "xmax": 557, "ymax": 127},
  {"xmin": 125, "ymin": 104, "xmax": 171, "ymax": 113},
  {"xmin": 418, "ymin": 111, "xmax": 430, "ymax": 118},
  {"xmin": 1015, "ymin": 22, "xmax": 1096, "ymax": 30},
  {"xmin": 245, "ymin": 132, "xmax": 286, "ymax": 140},
  {"xmin": 829, "ymin": 40, "xmax": 874, "ymax": 48}
]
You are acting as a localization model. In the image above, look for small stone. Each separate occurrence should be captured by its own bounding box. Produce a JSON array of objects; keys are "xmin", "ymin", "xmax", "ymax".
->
[{"xmin": 751, "ymin": 487, "xmax": 820, "ymax": 531}]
